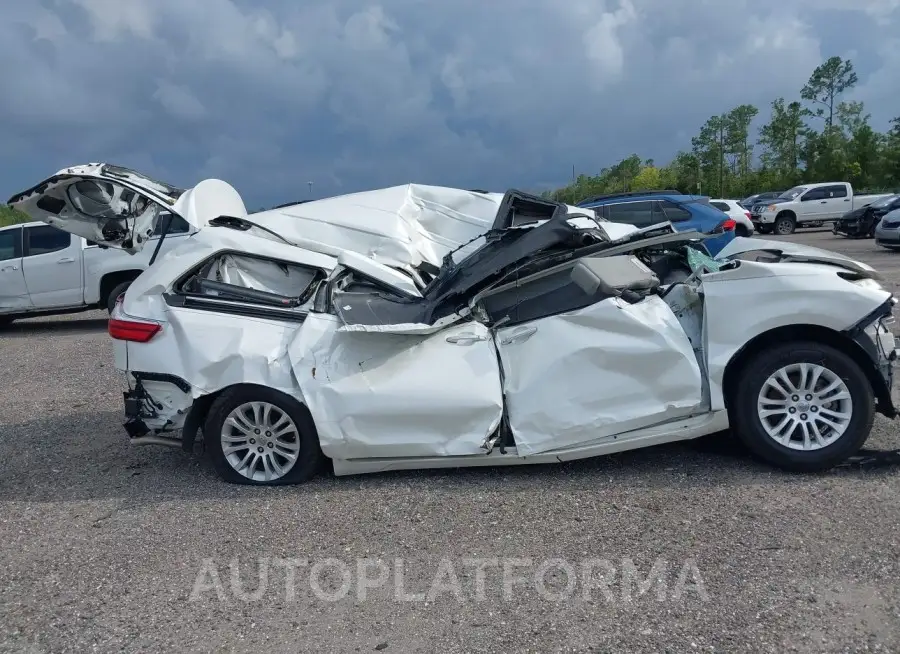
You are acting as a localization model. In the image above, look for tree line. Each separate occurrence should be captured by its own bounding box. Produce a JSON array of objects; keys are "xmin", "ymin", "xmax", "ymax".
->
[{"xmin": 547, "ymin": 56, "xmax": 900, "ymax": 204}]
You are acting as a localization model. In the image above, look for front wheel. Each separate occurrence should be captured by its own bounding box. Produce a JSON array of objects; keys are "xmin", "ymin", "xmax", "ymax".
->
[
  {"xmin": 730, "ymin": 341, "xmax": 874, "ymax": 472},
  {"xmin": 773, "ymin": 215, "xmax": 796, "ymax": 235},
  {"xmin": 204, "ymin": 386, "xmax": 324, "ymax": 485},
  {"xmin": 758, "ymin": 225, "xmax": 773, "ymax": 235}
]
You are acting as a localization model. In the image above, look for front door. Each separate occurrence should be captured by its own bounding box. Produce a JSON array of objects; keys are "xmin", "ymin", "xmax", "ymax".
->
[
  {"xmin": 474, "ymin": 253, "xmax": 704, "ymax": 456},
  {"xmin": 0, "ymin": 227, "xmax": 31, "ymax": 313},
  {"xmin": 21, "ymin": 225, "xmax": 84, "ymax": 308}
]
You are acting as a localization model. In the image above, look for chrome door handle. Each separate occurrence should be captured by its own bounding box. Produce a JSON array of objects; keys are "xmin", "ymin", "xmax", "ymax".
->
[
  {"xmin": 820, "ymin": 201, "xmax": 827, "ymax": 204},
  {"xmin": 57, "ymin": 257, "xmax": 75, "ymax": 263},
  {"xmin": 446, "ymin": 332, "xmax": 487, "ymax": 345},
  {"xmin": 1, "ymin": 265, "xmax": 19, "ymax": 271},
  {"xmin": 500, "ymin": 325, "xmax": 537, "ymax": 345}
]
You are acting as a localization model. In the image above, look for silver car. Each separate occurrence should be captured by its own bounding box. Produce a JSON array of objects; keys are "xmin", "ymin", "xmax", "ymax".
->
[{"xmin": 874, "ymin": 208, "xmax": 900, "ymax": 250}]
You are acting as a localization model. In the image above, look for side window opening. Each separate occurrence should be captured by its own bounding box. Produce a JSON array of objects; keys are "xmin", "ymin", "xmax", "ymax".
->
[
  {"xmin": 177, "ymin": 252, "xmax": 323, "ymax": 309},
  {"xmin": 24, "ymin": 225, "xmax": 72, "ymax": 257},
  {"xmin": 329, "ymin": 271, "xmax": 428, "ymax": 327},
  {"xmin": 476, "ymin": 254, "xmax": 661, "ymax": 328},
  {"xmin": 0, "ymin": 228, "xmax": 23, "ymax": 262}
]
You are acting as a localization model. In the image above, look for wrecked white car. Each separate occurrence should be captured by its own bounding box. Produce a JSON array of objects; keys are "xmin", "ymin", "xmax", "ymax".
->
[{"xmin": 9, "ymin": 164, "xmax": 899, "ymax": 485}]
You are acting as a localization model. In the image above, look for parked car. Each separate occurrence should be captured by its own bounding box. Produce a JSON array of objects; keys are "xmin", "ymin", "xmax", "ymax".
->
[
  {"xmin": 576, "ymin": 191, "xmax": 737, "ymax": 255},
  {"xmin": 751, "ymin": 183, "xmax": 894, "ymax": 235},
  {"xmin": 9, "ymin": 164, "xmax": 899, "ymax": 486},
  {"xmin": 874, "ymin": 208, "xmax": 900, "ymax": 250},
  {"xmin": 833, "ymin": 194, "xmax": 900, "ymax": 238},
  {"xmin": 739, "ymin": 192, "xmax": 782, "ymax": 210},
  {"xmin": 709, "ymin": 199, "xmax": 754, "ymax": 237},
  {"xmin": 0, "ymin": 213, "xmax": 194, "ymax": 326}
]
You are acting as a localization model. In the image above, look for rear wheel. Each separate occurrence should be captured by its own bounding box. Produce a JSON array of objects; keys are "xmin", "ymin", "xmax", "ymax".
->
[
  {"xmin": 735, "ymin": 224, "xmax": 750, "ymax": 238},
  {"xmin": 106, "ymin": 281, "xmax": 133, "ymax": 314},
  {"xmin": 730, "ymin": 341, "xmax": 874, "ymax": 472},
  {"xmin": 204, "ymin": 385, "xmax": 324, "ymax": 485}
]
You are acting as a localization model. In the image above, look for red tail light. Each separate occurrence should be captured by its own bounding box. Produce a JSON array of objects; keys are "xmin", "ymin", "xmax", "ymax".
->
[
  {"xmin": 712, "ymin": 218, "xmax": 737, "ymax": 234},
  {"xmin": 108, "ymin": 318, "xmax": 161, "ymax": 342},
  {"xmin": 744, "ymin": 211, "xmax": 751, "ymax": 220}
]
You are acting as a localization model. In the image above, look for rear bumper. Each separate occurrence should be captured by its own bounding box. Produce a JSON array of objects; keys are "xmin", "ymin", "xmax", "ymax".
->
[{"xmin": 122, "ymin": 372, "xmax": 195, "ymax": 435}]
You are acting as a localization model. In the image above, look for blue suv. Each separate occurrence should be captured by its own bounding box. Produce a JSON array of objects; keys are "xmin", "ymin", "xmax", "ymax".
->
[{"xmin": 576, "ymin": 190, "xmax": 737, "ymax": 256}]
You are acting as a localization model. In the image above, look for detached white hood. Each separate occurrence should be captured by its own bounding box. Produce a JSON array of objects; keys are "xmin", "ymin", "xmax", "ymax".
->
[
  {"xmin": 715, "ymin": 236, "xmax": 880, "ymax": 279},
  {"xmin": 7, "ymin": 163, "xmax": 246, "ymax": 254}
]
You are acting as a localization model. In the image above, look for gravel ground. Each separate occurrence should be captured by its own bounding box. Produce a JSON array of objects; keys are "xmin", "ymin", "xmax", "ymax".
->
[{"xmin": 2, "ymin": 229, "xmax": 900, "ymax": 653}]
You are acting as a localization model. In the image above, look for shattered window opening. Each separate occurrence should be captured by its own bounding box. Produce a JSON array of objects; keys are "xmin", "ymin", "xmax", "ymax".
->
[{"xmin": 177, "ymin": 251, "xmax": 324, "ymax": 310}]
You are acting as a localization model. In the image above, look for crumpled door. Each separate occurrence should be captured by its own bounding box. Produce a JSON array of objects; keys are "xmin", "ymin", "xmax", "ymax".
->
[
  {"xmin": 290, "ymin": 313, "xmax": 504, "ymax": 460},
  {"xmin": 496, "ymin": 295, "xmax": 704, "ymax": 456}
]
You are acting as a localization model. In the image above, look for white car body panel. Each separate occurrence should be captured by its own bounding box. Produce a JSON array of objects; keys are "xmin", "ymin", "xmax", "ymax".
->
[{"xmin": 495, "ymin": 294, "xmax": 704, "ymax": 456}]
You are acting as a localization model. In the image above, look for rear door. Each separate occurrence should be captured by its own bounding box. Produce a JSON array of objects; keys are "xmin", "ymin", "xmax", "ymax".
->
[
  {"xmin": 820, "ymin": 184, "xmax": 850, "ymax": 219},
  {"xmin": 290, "ymin": 263, "xmax": 504, "ymax": 460},
  {"xmin": 0, "ymin": 226, "xmax": 31, "ymax": 312},
  {"xmin": 21, "ymin": 225, "xmax": 84, "ymax": 308}
]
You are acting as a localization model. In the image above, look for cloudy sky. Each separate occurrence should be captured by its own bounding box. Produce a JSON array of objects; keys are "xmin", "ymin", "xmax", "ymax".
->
[{"xmin": 1, "ymin": 0, "xmax": 898, "ymax": 207}]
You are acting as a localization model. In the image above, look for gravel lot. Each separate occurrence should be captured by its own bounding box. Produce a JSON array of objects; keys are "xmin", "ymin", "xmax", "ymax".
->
[{"xmin": 2, "ymin": 229, "xmax": 900, "ymax": 653}]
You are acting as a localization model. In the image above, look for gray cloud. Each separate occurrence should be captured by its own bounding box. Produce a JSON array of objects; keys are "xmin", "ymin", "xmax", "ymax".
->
[{"xmin": 0, "ymin": 0, "xmax": 897, "ymax": 206}]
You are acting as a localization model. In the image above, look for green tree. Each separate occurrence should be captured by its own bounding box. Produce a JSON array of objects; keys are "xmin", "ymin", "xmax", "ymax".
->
[
  {"xmin": 725, "ymin": 104, "xmax": 759, "ymax": 182},
  {"xmin": 801, "ymin": 56, "xmax": 858, "ymax": 128},
  {"xmin": 692, "ymin": 115, "xmax": 728, "ymax": 196},
  {"xmin": 758, "ymin": 98, "xmax": 805, "ymax": 184}
]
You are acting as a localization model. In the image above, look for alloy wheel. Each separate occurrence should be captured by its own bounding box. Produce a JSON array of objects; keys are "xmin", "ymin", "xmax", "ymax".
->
[
  {"xmin": 220, "ymin": 401, "xmax": 301, "ymax": 482},
  {"xmin": 757, "ymin": 362, "xmax": 853, "ymax": 451}
]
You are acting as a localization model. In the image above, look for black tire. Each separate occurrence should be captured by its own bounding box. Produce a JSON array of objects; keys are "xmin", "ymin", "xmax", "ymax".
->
[
  {"xmin": 106, "ymin": 281, "xmax": 133, "ymax": 314},
  {"xmin": 735, "ymin": 224, "xmax": 750, "ymax": 238},
  {"xmin": 758, "ymin": 225, "xmax": 773, "ymax": 235},
  {"xmin": 730, "ymin": 341, "xmax": 874, "ymax": 472},
  {"xmin": 203, "ymin": 385, "xmax": 324, "ymax": 485},
  {"xmin": 773, "ymin": 214, "xmax": 796, "ymax": 235},
  {"xmin": 0, "ymin": 316, "xmax": 15, "ymax": 329}
]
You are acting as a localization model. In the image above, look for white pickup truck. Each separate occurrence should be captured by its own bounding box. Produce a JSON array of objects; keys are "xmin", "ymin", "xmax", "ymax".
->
[
  {"xmin": 0, "ymin": 215, "xmax": 193, "ymax": 326},
  {"xmin": 751, "ymin": 182, "xmax": 893, "ymax": 235}
]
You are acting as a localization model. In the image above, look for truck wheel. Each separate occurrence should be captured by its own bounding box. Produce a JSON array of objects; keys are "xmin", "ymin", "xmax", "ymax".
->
[
  {"xmin": 106, "ymin": 281, "xmax": 133, "ymax": 314},
  {"xmin": 730, "ymin": 341, "xmax": 874, "ymax": 472},
  {"xmin": 774, "ymin": 215, "xmax": 796, "ymax": 235}
]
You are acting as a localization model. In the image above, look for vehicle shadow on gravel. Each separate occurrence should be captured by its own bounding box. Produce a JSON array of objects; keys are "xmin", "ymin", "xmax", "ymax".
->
[
  {"xmin": 3, "ymin": 411, "xmax": 897, "ymax": 503},
  {"xmin": 0, "ymin": 317, "xmax": 107, "ymax": 338}
]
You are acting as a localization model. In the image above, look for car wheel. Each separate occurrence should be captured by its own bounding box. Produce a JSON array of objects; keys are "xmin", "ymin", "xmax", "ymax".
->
[
  {"xmin": 731, "ymin": 341, "xmax": 874, "ymax": 472},
  {"xmin": 204, "ymin": 385, "xmax": 324, "ymax": 485},
  {"xmin": 106, "ymin": 281, "xmax": 133, "ymax": 314},
  {"xmin": 735, "ymin": 224, "xmax": 750, "ymax": 238},
  {"xmin": 0, "ymin": 316, "xmax": 15, "ymax": 328},
  {"xmin": 773, "ymin": 215, "xmax": 796, "ymax": 235}
]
